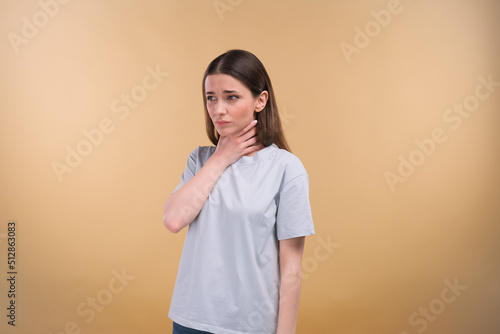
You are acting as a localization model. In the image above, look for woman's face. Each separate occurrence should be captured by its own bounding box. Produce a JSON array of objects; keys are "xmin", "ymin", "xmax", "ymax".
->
[{"xmin": 205, "ymin": 74, "xmax": 267, "ymax": 137}]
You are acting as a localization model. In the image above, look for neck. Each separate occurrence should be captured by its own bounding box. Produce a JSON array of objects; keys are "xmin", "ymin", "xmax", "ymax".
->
[{"xmin": 244, "ymin": 145, "xmax": 264, "ymax": 157}]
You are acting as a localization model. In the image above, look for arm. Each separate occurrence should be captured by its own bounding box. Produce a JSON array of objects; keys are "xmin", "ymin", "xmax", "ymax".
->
[
  {"xmin": 163, "ymin": 120, "xmax": 262, "ymax": 233},
  {"xmin": 163, "ymin": 156, "xmax": 226, "ymax": 233},
  {"xmin": 277, "ymin": 236, "xmax": 306, "ymax": 334}
]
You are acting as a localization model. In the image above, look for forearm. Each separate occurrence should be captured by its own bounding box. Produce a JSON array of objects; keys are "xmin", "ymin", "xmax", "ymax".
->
[
  {"xmin": 276, "ymin": 270, "xmax": 302, "ymax": 334},
  {"xmin": 163, "ymin": 155, "xmax": 227, "ymax": 232}
]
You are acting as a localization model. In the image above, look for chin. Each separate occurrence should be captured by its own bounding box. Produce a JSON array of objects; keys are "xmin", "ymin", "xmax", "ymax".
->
[
  {"xmin": 218, "ymin": 131, "xmax": 237, "ymax": 138},
  {"xmin": 215, "ymin": 129, "xmax": 230, "ymax": 137}
]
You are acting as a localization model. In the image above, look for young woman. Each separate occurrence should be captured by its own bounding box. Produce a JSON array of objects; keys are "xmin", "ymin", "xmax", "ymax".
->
[{"xmin": 163, "ymin": 49, "xmax": 315, "ymax": 334}]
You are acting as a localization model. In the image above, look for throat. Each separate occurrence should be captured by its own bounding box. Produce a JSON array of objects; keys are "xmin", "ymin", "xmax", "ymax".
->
[{"xmin": 244, "ymin": 145, "xmax": 264, "ymax": 157}]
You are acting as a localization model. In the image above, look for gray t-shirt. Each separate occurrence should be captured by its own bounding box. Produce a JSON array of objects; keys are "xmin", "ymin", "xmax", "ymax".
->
[{"xmin": 168, "ymin": 144, "xmax": 315, "ymax": 334}]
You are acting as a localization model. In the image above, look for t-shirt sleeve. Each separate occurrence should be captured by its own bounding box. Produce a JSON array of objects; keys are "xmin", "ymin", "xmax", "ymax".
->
[
  {"xmin": 276, "ymin": 173, "xmax": 315, "ymax": 240},
  {"xmin": 172, "ymin": 147, "xmax": 199, "ymax": 193}
]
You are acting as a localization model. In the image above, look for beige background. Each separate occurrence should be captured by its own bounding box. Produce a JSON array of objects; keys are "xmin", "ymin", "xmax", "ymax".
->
[{"xmin": 1, "ymin": 0, "xmax": 500, "ymax": 333}]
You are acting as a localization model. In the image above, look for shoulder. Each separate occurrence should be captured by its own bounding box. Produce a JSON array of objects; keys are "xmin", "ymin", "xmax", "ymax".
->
[
  {"xmin": 186, "ymin": 145, "xmax": 216, "ymax": 165},
  {"xmin": 273, "ymin": 147, "xmax": 307, "ymax": 171},
  {"xmin": 270, "ymin": 146, "xmax": 309, "ymax": 183}
]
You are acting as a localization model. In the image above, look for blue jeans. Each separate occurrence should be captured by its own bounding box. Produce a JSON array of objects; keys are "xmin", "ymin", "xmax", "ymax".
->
[{"xmin": 172, "ymin": 322, "xmax": 214, "ymax": 334}]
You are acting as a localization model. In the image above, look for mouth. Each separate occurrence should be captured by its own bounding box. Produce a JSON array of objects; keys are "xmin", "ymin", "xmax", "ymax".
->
[{"xmin": 215, "ymin": 120, "xmax": 230, "ymax": 126}]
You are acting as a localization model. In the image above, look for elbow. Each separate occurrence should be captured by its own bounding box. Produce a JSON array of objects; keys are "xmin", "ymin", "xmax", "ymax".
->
[
  {"xmin": 163, "ymin": 200, "xmax": 188, "ymax": 233},
  {"xmin": 163, "ymin": 201, "xmax": 182, "ymax": 233},
  {"xmin": 163, "ymin": 214, "xmax": 183, "ymax": 233}
]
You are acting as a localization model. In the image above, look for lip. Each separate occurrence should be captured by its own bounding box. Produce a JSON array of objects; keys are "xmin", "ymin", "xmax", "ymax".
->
[{"xmin": 215, "ymin": 121, "xmax": 230, "ymax": 126}]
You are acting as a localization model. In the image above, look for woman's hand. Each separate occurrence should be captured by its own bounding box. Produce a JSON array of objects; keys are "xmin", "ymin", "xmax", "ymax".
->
[
  {"xmin": 212, "ymin": 120, "xmax": 264, "ymax": 167},
  {"xmin": 163, "ymin": 120, "xmax": 263, "ymax": 233}
]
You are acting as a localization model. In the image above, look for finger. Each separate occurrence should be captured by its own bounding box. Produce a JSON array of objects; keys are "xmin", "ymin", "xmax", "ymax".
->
[
  {"xmin": 237, "ymin": 120, "xmax": 258, "ymax": 137},
  {"xmin": 240, "ymin": 122, "xmax": 260, "ymax": 141},
  {"xmin": 242, "ymin": 135, "xmax": 258, "ymax": 148},
  {"xmin": 243, "ymin": 143, "xmax": 264, "ymax": 155},
  {"xmin": 244, "ymin": 139, "xmax": 263, "ymax": 150},
  {"xmin": 238, "ymin": 124, "xmax": 257, "ymax": 141}
]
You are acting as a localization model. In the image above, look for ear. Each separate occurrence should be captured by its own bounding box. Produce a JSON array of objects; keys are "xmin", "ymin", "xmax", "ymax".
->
[{"xmin": 255, "ymin": 91, "xmax": 269, "ymax": 113}]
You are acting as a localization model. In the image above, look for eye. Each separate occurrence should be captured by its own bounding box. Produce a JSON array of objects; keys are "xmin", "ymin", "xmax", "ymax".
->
[
  {"xmin": 227, "ymin": 95, "xmax": 239, "ymax": 100},
  {"xmin": 207, "ymin": 96, "xmax": 216, "ymax": 101}
]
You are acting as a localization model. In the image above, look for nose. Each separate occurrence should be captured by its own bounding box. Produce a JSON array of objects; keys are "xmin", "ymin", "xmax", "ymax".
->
[{"xmin": 214, "ymin": 100, "xmax": 227, "ymax": 116}]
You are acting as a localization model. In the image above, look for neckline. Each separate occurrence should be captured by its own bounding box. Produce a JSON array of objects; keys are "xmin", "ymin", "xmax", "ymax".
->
[{"xmin": 233, "ymin": 143, "xmax": 278, "ymax": 165}]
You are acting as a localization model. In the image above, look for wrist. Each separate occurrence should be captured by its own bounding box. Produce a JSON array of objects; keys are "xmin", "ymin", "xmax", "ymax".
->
[{"xmin": 206, "ymin": 153, "xmax": 230, "ymax": 173}]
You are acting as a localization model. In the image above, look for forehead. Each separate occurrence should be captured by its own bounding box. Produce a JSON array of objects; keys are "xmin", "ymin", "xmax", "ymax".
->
[{"xmin": 204, "ymin": 74, "xmax": 248, "ymax": 92}]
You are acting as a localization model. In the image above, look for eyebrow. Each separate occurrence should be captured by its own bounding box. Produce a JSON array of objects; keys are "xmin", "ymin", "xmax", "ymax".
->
[{"xmin": 205, "ymin": 90, "xmax": 239, "ymax": 95}]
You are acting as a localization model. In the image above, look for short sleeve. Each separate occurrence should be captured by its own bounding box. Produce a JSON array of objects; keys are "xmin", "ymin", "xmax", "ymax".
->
[
  {"xmin": 276, "ymin": 173, "xmax": 315, "ymax": 240},
  {"xmin": 172, "ymin": 147, "xmax": 199, "ymax": 193}
]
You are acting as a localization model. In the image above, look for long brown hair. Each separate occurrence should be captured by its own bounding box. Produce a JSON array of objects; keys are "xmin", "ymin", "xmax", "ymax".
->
[{"xmin": 202, "ymin": 49, "xmax": 291, "ymax": 152}]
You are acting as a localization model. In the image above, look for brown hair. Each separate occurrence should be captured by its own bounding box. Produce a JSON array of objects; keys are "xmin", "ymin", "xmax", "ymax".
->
[{"xmin": 202, "ymin": 49, "xmax": 291, "ymax": 152}]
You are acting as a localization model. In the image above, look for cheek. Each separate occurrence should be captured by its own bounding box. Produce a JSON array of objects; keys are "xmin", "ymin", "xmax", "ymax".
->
[
  {"xmin": 236, "ymin": 102, "xmax": 255, "ymax": 118},
  {"xmin": 206, "ymin": 103, "xmax": 215, "ymax": 117}
]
